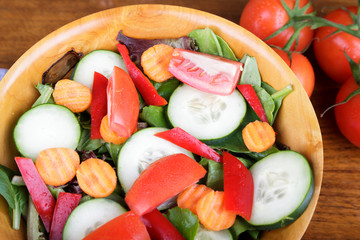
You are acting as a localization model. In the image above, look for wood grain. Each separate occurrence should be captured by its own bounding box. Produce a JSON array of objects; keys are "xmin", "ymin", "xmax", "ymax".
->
[{"xmin": 0, "ymin": 0, "xmax": 358, "ymax": 240}]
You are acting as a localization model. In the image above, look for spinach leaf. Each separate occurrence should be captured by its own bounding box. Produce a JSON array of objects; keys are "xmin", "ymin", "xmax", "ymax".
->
[
  {"xmin": 239, "ymin": 56, "xmax": 262, "ymax": 87},
  {"xmin": 230, "ymin": 217, "xmax": 256, "ymax": 240},
  {"xmin": 140, "ymin": 105, "xmax": 171, "ymax": 128},
  {"xmin": 105, "ymin": 142, "xmax": 123, "ymax": 165},
  {"xmin": 271, "ymin": 84, "xmax": 293, "ymax": 121},
  {"xmin": 77, "ymin": 129, "xmax": 103, "ymax": 152},
  {"xmin": 0, "ymin": 165, "xmax": 28, "ymax": 230},
  {"xmin": 188, "ymin": 27, "xmax": 223, "ymax": 57},
  {"xmin": 248, "ymin": 230, "xmax": 261, "ymax": 240},
  {"xmin": 152, "ymin": 78, "xmax": 180, "ymax": 101},
  {"xmin": 253, "ymin": 86, "xmax": 275, "ymax": 124},
  {"xmin": 188, "ymin": 27, "xmax": 237, "ymax": 61},
  {"xmin": 32, "ymin": 83, "xmax": 54, "ymax": 107},
  {"xmin": 243, "ymin": 146, "xmax": 279, "ymax": 161},
  {"xmin": 236, "ymin": 156, "xmax": 255, "ymax": 168},
  {"xmin": 216, "ymin": 35, "xmax": 237, "ymax": 61},
  {"xmin": 199, "ymin": 158, "xmax": 224, "ymax": 191},
  {"xmin": 166, "ymin": 207, "xmax": 199, "ymax": 240}
]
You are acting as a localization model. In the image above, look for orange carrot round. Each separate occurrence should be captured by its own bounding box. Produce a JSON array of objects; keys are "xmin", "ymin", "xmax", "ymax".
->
[
  {"xmin": 53, "ymin": 79, "xmax": 92, "ymax": 113},
  {"xmin": 76, "ymin": 158, "xmax": 117, "ymax": 198},
  {"xmin": 177, "ymin": 184, "xmax": 212, "ymax": 215},
  {"xmin": 141, "ymin": 44, "xmax": 174, "ymax": 82},
  {"xmin": 242, "ymin": 120, "xmax": 276, "ymax": 153},
  {"xmin": 100, "ymin": 115, "xmax": 128, "ymax": 145},
  {"xmin": 35, "ymin": 148, "xmax": 80, "ymax": 186},
  {"xmin": 196, "ymin": 190, "xmax": 236, "ymax": 231}
]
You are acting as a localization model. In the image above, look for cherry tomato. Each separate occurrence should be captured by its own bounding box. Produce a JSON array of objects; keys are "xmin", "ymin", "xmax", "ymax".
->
[
  {"xmin": 107, "ymin": 66, "xmax": 139, "ymax": 138},
  {"xmin": 168, "ymin": 49, "xmax": 243, "ymax": 96},
  {"xmin": 313, "ymin": 7, "xmax": 360, "ymax": 84},
  {"xmin": 240, "ymin": 0, "xmax": 314, "ymax": 52},
  {"xmin": 334, "ymin": 77, "xmax": 360, "ymax": 147},
  {"xmin": 273, "ymin": 48, "xmax": 315, "ymax": 97}
]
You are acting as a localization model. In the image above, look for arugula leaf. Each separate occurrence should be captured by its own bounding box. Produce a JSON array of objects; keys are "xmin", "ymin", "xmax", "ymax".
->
[
  {"xmin": 0, "ymin": 165, "xmax": 28, "ymax": 230},
  {"xmin": 32, "ymin": 83, "xmax": 54, "ymax": 107},
  {"xmin": 166, "ymin": 207, "xmax": 199, "ymax": 240},
  {"xmin": 140, "ymin": 105, "xmax": 171, "ymax": 128}
]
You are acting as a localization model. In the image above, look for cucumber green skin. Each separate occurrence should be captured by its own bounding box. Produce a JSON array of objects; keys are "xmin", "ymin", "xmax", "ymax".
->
[
  {"xmin": 248, "ymin": 151, "xmax": 315, "ymax": 230},
  {"xmin": 13, "ymin": 103, "xmax": 81, "ymax": 159},
  {"xmin": 166, "ymin": 84, "xmax": 246, "ymax": 142}
]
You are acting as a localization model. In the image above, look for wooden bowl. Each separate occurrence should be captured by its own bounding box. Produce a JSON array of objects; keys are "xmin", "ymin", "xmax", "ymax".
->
[{"xmin": 0, "ymin": 4, "xmax": 323, "ymax": 240}]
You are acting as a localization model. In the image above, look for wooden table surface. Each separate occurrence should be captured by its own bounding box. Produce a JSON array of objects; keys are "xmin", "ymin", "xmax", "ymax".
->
[{"xmin": 0, "ymin": 0, "xmax": 359, "ymax": 239}]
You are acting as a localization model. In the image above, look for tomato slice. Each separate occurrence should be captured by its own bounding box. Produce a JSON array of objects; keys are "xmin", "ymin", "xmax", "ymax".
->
[
  {"xmin": 125, "ymin": 153, "xmax": 206, "ymax": 216},
  {"xmin": 107, "ymin": 66, "xmax": 139, "ymax": 138},
  {"xmin": 168, "ymin": 49, "xmax": 243, "ymax": 95},
  {"xmin": 83, "ymin": 211, "xmax": 150, "ymax": 240}
]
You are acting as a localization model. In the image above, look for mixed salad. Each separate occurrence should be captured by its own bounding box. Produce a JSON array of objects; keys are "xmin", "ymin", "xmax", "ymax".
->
[{"xmin": 0, "ymin": 27, "xmax": 314, "ymax": 240}]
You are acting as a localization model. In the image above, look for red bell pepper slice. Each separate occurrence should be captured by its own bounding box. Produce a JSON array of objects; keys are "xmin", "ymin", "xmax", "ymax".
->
[
  {"xmin": 15, "ymin": 157, "xmax": 56, "ymax": 232},
  {"xmin": 125, "ymin": 153, "xmax": 206, "ymax": 216},
  {"xmin": 141, "ymin": 209, "xmax": 185, "ymax": 240},
  {"xmin": 237, "ymin": 84, "xmax": 268, "ymax": 123},
  {"xmin": 49, "ymin": 192, "xmax": 81, "ymax": 240},
  {"xmin": 91, "ymin": 72, "xmax": 108, "ymax": 139},
  {"xmin": 155, "ymin": 127, "xmax": 222, "ymax": 162},
  {"xmin": 223, "ymin": 151, "xmax": 254, "ymax": 220},
  {"xmin": 107, "ymin": 66, "xmax": 139, "ymax": 138},
  {"xmin": 117, "ymin": 43, "xmax": 167, "ymax": 106},
  {"xmin": 83, "ymin": 211, "xmax": 151, "ymax": 240}
]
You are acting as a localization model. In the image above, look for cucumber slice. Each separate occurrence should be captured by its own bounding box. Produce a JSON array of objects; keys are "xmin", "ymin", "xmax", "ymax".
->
[
  {"xmin": 72, "ymin": 50, "xmax": 127, "ymax": 90},
  {"xmin": 195, "ymin": 225, "xmax": 233, "ymax": 240},
  {"xmin": 63, "ymin": 198, "xmax": 127, "ymax": 240},
  {"xmin": 167, "ymin": 84, "xmax": 246, "ymax": 140},
  {"xmin": 248, "ymin": 150, "xmax": 314, "ymax": 230},
  {"xmin": 13, "ymin": 104, "xmax": 81, "ymax": 160},
  {"xmin": 118, "ymin": 127, "xmax": 194, "ymax": 193}
]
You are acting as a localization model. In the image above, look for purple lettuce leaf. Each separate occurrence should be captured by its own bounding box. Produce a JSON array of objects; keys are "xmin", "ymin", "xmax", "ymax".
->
[{"xmin": 117, "ymin": 30, "xmax": 197, "ymax": 68}]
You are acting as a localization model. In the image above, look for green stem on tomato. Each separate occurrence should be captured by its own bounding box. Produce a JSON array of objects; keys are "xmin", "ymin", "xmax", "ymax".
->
[{"xmin": 293, "ymin": 15, "xmax": 360, "ymax": 38}]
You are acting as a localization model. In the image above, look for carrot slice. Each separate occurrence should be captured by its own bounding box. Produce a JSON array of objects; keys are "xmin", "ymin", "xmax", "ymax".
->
[
  {"xmin": 100, "ymin": 115, "xmax": 128, "ymax": 145},
  {"xmin": 196, "ymin": 190, "xmax": 236, "ymax": 231},
  {"xmin": 76, "ymin": 158, "xmax": 117, "ymax": 198},
  {"xmin": 141, "ymin": 44, "xmax": 174, "ymax": 82},
  {"xmin": 35, "ymin": 148, "xmax": 80, "ymax": 186},
  {"xmin": 53, "ymin": 79, "xmax": 92, "ymax": 113},
  {"xmin": 242, "ymin": 120, "xmax": 276, "ymax": 153},
  {"xmin": 177, "ymin": 184, "xmax": 212, "ymax": 215}
]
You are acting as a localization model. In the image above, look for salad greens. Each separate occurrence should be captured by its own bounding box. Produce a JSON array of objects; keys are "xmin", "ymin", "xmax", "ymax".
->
[
  {"xmin": 4, "ymin": 26, "xmax": 303, "ymax": 240},
  {"xmin": 166, "ymin": 207, "xmax": 199, "ymax": 240},
  {"xmin": 0, "ymin": 165, "xmax": 28, "ymax": 230}
]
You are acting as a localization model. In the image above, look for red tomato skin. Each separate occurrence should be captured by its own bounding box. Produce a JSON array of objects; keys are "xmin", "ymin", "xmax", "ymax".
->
[
  {"xmin": 168, "ymin": 49, "xmax": 243, "ymax": 96},
  {"xmin": 314, "ymin": 7, "xmax": 360, "ymax": 84},
  {"xmin": 334, "ymin": 77, "xmax": 360, "ymax": 147},
  {"xmin": 240, "ymin": 0, "xmax": 314, "ymax": 52},
  {"xmin": 107, "ymin": 66, "xmax": 139, "ymax": 138},
  {"xmin": 83, "ymin": 211, "xmax": 151, "ymax": 240},
  {"xmin": 273, "ymin": 48, "xmax": 315, "ymax": 97},
  {"xmin": 125, "ymin": 153, "xmax": 206, "ymax": 216},
  {"xmin": 91, "ymin": 72, "xmax": 108, "ymax": 139}
]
